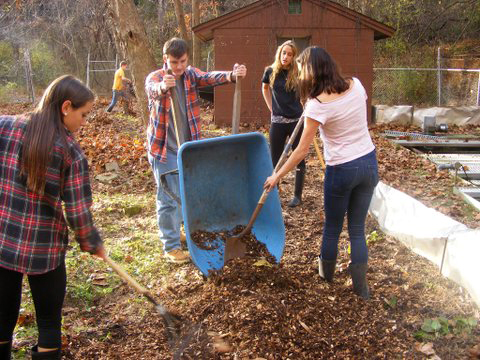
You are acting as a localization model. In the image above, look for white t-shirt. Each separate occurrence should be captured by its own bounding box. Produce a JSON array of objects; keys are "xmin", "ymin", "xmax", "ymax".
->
[{"xmin": 303, "ymin": 77, "xmax": 374, "ymax": 166}]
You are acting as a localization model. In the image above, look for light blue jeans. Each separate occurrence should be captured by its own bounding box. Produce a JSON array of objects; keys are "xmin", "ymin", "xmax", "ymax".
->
[
  {"xmin": 106, "ymin": 90, "xmax": 125, "ymax": 112},
  {"xmin": 148, "ymin": 151, "xmax": 182, "ymax": 253}
]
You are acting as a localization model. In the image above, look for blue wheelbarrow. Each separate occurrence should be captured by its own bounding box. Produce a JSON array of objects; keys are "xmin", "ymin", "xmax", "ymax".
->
[{"xmin": 160, "ymin": 132, "xmax": 285, "ymax": 276}]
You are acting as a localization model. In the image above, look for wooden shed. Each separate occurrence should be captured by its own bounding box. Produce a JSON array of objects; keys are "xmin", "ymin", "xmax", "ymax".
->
[{"xmin": 193, "ymin": 0, "xmax": 394, "ymax": 125}]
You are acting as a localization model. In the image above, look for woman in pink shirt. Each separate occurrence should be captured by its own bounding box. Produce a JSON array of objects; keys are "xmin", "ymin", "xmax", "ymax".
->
[{"xmin": 264, "ymin": 47, "xmax": 378, "ymax": 299}]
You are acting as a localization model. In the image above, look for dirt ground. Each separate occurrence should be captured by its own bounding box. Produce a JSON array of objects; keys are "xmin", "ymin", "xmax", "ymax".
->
[{"xmin": 1, "ymin": 100, "xmax": 479, "ymax": 359}]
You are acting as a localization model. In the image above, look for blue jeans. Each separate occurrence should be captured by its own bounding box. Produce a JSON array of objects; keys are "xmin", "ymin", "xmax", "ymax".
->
[
  {"xmin": 321, "ymin": 150, "xmax": 379, "ymax": 264},
  {"xmin": 148, "ymin": 151, "xmax": 182, "ymax": 253},
  {"xmin": 106, "ymin": 90, "xmax": 125, "ymax": 112}
]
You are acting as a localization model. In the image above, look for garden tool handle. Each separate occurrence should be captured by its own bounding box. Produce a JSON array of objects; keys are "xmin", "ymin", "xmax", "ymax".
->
[
  {"xmin": 274, "ymin": 116, "xmax": 305, "ymax": 172},
  {"xmin": 313, "ymin": 136, "xmax": 326, "ymax": 170},
  {"xmin": 103, "ymin": 255, "xmax": 148, "ymax": 296},
  {"xmin": 242, "ymin": 189, "xmax": 269, "ymax": 233},
  {"xmin": 166, "ymin": 69, "xmax": 181, "ymax": 149},
  {"xmin": 232, "ymin": 77, "xmax": 241, "ymax": 134},
  {"xmin": 159, "ymin": 169, "xmax": 181, "ymax": 205}
]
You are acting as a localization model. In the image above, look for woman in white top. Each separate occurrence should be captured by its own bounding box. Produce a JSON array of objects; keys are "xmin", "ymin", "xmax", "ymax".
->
[{"xmin": 264, "ymin": 46, "xmax": 379, "ymax": 299}]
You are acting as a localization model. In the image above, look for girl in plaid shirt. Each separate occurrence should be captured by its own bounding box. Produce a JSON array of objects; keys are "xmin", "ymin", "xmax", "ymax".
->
[{"xmin": 0, "ymin": 75, "xmax": 105, "ymax": 359}]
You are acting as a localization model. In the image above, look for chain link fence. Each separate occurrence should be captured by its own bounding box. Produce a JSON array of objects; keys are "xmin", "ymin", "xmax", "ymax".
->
[{"xmin": 373, "ymin": 53, "xmax": 480, "ymax": 107}]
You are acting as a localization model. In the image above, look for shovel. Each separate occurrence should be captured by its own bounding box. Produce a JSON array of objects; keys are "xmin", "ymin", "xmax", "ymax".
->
[
  {"xmin": 231, "ymin": 76, "xmax": 241, "ymax": 134},
  {"xmin": 224, "ymin": 116, "xmax": 305, "ymax": 263},
  {"xmin": 103, "ymin": 255, "xmax": 182, "ymax": 345}
]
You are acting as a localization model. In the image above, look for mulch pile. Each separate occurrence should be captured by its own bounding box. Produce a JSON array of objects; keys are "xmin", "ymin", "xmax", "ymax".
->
[
  {"xmin": 1, "ymin": 101, "xmax": 479, "ymax": 359},
  {"xmin": 191, "ymin": 226, "xmax": 276, "ymax": 263}
]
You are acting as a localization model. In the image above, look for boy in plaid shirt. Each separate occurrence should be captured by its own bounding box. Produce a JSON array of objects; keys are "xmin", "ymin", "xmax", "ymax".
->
[
  {"xmin": 145, "ymin": 37, "xmax": 246, "ymax": 263},
  {"xmin": 0, "ymin": 75, "xmax": 105, "ymax": 359}
]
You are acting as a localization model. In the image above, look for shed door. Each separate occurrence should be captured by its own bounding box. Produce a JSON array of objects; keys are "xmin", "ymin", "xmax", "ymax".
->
[{"xmin": 277, "ymin": 37, "xmax": 311, "ymax": 53}]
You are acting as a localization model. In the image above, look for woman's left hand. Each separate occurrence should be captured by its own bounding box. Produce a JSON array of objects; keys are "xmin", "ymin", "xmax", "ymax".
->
[{"xmin": 264, "ymin": 173, "xmax": 280, "ymax": 192}]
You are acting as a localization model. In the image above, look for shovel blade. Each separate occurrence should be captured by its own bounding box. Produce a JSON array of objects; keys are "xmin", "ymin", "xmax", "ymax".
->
[{"xmin": 224, "ymin": 237, "xmax": 247, "ymax": 264}]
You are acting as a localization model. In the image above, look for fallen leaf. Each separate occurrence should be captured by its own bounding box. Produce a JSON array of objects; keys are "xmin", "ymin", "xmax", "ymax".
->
[
  {"xmin": 415, "ymin": 342, "xmax": 436, "ymax": 356},
  {"xmin": 253, "ymin": 259, "xmax": 272, "ymax": 267}
]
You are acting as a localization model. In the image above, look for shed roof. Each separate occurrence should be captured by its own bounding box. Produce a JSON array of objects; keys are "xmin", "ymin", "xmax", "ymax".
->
[{"xmin": 193, "ymin": 0, "xmax": 395, "ymax": 42}]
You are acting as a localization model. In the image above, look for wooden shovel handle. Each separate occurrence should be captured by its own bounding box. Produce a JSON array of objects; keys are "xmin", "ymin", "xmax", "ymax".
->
[
  {"xmin": 104, "ymin": 255, "xmax": 148, "ymax": 296},
  {"xmin": 166, "ymin": 69, "xmax": 181, "ymax": 148},
  {"xmin": 232, "ymin": 77, "xmax": 241, "ymax": 134},
  {"xmin": 274, "ymin": 116, "xmax": 305, "ymax": 172},
  {"xmin": 313, "ymin": 136, "xmax": 326, "ymax": 170}
]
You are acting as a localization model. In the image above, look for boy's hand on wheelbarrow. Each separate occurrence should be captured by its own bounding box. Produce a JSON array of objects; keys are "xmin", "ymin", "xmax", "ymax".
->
[{"xmin": 264, "ymin": 173, "xmax": 280, "ymax": 192}]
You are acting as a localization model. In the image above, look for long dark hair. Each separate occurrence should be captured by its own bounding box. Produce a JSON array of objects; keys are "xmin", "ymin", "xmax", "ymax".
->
[
  {"xmin": 20, "ymin": 75, "xmax": 94, "ymax": 194},
  {"xmin": 297, "ymin": 46, "xmax": 350, "ymax": 103}
]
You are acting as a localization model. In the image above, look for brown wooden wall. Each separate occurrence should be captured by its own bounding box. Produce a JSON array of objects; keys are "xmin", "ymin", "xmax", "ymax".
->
[{"xmin": 212, "ymin": 0, "xmax": 375, "ymax": 126}]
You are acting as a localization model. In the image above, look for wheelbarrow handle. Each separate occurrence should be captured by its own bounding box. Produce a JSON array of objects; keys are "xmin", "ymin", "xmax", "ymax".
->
[{"xmin": 160, "ymin": 169, "xmax": 181, "ymax": 205}]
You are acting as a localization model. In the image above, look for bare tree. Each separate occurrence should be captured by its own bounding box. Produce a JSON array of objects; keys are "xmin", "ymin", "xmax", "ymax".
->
[
  {"xmin": 192, "ymin": 0, "xmax": 200, "ymax": 67},
  {"xmin": 107, "ymin": 0, "xmax": 157, "ymax": 125},
  {"xmin": 172, "ymin": 0, "xmax": 189, "ymax": 40}
]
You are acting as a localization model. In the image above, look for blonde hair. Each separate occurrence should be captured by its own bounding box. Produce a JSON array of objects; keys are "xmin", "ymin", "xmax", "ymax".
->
[{"xmin": 268, "ymin": 40, "xmax": 299, "ymax": 92}]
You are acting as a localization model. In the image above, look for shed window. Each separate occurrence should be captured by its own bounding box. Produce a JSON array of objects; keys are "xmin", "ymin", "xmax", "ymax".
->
[{"xmin": 288, "ymin": 0, "xmax": 302, "ymax": 14}]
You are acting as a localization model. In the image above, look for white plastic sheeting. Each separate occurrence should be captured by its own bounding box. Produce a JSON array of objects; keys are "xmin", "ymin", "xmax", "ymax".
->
[
  {"xmin": 369, "ymin": 181, "xmax": 480, "ymax": 308},
  {"xmin": 374, "ymin": 105, "xmax": 480, "ymax": 126}
]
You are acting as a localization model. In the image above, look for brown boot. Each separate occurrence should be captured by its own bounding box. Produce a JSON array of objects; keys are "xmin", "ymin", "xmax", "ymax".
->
[{"xmin": 165, "ymin": 249, "xmax": 190, "ymax": 264}]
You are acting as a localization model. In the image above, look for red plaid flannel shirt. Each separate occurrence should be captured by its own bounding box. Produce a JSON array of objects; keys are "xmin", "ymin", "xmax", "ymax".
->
[
  {"xmin": 0, "ymin": 116, "xmax": 102, "ymax": 275},
  {"xmin": 145, "ymin": 65, "xmax": 230, "ymax": 162}
]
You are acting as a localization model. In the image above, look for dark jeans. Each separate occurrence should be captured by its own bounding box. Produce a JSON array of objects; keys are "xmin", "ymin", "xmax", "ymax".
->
[
  {"xmin": 269, "ymin": 121, "xmax": 305, "ymax": 170},
  {"xmin": 0, "ymin": 263, "xmax": 66, "ymax": 348},
  {"xmin": 321, "ymin": 150, "xmax": 379, "ymax": 264},
  {"xmin": 106, "ymin": 90, "xmax": 126, "ymax": 112}
]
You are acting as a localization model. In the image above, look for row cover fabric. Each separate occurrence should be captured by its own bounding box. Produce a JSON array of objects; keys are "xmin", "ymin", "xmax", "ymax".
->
[
  {"xmin": 374, "ymin": 105, "xmax": 480, "ymax": 126},
  {"xmin": 369, "ymin": 181, "xmax": 480, "ymax": 308}
]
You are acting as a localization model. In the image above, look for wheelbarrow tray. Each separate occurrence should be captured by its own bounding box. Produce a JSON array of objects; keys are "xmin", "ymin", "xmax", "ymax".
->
[{"xmin": 177, "ymin": 133, "xmax": 285, "ymax": 276}]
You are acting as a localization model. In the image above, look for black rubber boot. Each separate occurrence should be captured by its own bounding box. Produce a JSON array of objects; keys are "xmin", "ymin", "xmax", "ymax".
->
[
  {"xmin": 287, "ymin": 168, "xmax": 305, "ymax": 207},
  {"xmin": 31, "ymin": 346, "xmax": 61, "ymax": 360},
  {"xmin": 349, "ymin": 263, "xmax": 370, "ymax": 299},
  {"xmin": 318, "ymin": 256, "xmax": 336, "ymax": 282},
  {"xmin": 0, "ymin": 341, "xmax": 12, "ymax": 360}
]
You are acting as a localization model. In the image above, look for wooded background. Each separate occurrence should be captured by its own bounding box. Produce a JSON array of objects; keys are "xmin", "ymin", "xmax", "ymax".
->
[{"xmin": 0, "ymin": 0, "xmax": 479, "ymax": 106}]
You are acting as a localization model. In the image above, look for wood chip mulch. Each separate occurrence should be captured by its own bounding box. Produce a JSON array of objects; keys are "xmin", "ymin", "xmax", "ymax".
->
[{"xmin": 2, "ymin": 101, "xmax": 478, "ymax": 359}]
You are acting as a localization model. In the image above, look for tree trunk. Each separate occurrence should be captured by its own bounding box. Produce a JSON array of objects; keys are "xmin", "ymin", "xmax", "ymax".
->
[
  {"xmin": 192, "ymin": 0, "xmax": 201, "ymax": 67},
  {"xmin": 107, "ymin": 0, "xmax": 157, "ymax": 125},
  {"xmin": 158, "ymin": 0, "xmax": 167, "ymax": 30},
  {"xmin": 173, "ymin": 0, "xmax": 189, "ymax": 40}
]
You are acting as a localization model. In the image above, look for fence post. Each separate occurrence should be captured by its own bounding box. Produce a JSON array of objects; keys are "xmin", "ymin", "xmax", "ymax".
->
[
  {"xmin": 86, "ymin": 52, "xmax": 90, "ymax": 88},
  {"xmin": 437, "ymin": 47, "xmax": 442, "ymax": 106},
  {"xmin": 23, "ymin": 48, "xmax": 35, "ymax": 103}
]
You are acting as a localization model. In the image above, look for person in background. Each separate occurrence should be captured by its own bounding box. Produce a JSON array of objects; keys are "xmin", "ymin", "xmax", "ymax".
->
[
  {"xmin": 0, "ymin": 75, "xmax": 105, "ymax": 360},
  {"xmin": 145, "ymin": 37, "xmax": 247, "ymax": 264},
  {"xmin": 262, "ymin": 40, "xmax": 305, "ymax": 207},
  {"xmin": 106, "ymin": 60, "xmax": 130, "ymax": 112},
  {"xmin": 264, "ymin": 47, "xmax": 379, "ymax": 299}
]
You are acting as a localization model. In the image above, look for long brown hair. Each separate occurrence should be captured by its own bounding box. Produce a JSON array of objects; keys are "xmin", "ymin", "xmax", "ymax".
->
[
  {"xmin": 297, "ymin": 46, "xmax": 350, "ymax": 103},
  {"xmin": 268, "ymin": 40, "xmax": 299, "ymax": 91},
  {"xmin": 20, "ymin": 75, "xmax": 94, "ymax": 194}
]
